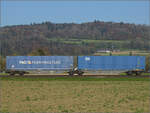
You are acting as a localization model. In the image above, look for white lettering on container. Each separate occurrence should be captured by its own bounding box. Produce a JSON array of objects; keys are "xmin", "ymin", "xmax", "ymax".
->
[{"xmin": 19, "ymin": 60, "xmax": 61, "ymax": 65}]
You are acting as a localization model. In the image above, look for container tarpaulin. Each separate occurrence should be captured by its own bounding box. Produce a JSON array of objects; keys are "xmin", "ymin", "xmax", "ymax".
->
[
  {"xmin": 78, "ymin": 56, "xmax": 145, "ymax": 70},
  {"xmin": 6, "ymin": 56, "xmax": 73, "ymax": 70}
]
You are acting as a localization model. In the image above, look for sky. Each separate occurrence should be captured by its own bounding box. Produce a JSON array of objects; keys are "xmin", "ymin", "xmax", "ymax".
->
[{"xmin": 1, "ymin": 1, "xmax": 150, "ymax": 26}]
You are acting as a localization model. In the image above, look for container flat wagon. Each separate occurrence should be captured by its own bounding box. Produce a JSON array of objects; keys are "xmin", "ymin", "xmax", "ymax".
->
[
  {"xmin": 5, "ymin": 56, "xmax": 147, "ymax": 76},
  {"xmin": 6, "ymin": 56, "xmax": 74, "ymax": 76},
  {"xmin": 77, "ymin": 56, "xmax": 146, "ymax": 75}
]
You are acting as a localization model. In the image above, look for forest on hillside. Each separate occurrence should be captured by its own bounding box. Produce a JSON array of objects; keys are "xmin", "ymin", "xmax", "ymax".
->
[{"xmin": 0, "ymin": 20, "xmax": 150, "ymax": 56}]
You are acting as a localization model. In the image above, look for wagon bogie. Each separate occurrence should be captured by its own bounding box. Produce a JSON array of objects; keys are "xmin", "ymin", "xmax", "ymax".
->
[
  {"xmin": 126, "ymin": 71, "xmax": 133, "ymax": 75},
  {"xmin": 19, "ymin": 72, "xmax": 25, "ymax": 76},
  {"xmin": 10, "ymin": 72, "xmax": 15, "ymax": 76},
  {"xmin": 68, "ymin": 71, "xmax": 74, "ymax": 76},
  {"xmin": 67, "ymin": 69, "xmax": 84, "ymax": 76},
  {"xmin": 125, "ymin": 70, "xmax": 144, "ymax": 76}
]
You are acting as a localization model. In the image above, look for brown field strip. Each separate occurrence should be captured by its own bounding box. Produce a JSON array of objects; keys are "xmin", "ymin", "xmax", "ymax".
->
[{"xmin": 0, "ymin": 80, "xmax": 150, "ymax": 112}]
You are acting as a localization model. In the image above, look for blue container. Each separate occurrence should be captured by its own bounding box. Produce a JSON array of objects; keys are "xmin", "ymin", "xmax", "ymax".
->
[
  {"xmin": 6, "ymin": 56, "xmax": 73, "ymax": 70},
  {"xmin": 78, "ymin": 56, "xmax": 145, "ymax": 70}
]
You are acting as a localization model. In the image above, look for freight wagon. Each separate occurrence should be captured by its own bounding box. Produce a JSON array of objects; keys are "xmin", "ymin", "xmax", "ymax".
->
[
  {"xmin": 5, "ymin": 56, "xmax": 147, "ymax": 76},
  {"xmin": 6, "ymin": 56, "xmax": 74, "ymax": 76},
  {"xmin": 77, "ymin": 56, "xmax": 146, "ymax": 75}
]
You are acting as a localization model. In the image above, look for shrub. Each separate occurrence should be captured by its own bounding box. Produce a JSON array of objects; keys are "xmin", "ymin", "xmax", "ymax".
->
[
  {"xmin": 0, "ymin": 56, "xmax": 6, "ymax": 71},
  {"xmin": 145, "ymin": 55, "xmax": 150, "ymax": 72}
]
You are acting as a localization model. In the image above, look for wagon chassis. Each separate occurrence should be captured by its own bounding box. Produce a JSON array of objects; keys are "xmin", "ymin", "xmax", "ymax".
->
[{"xmin": 4, "ymin": 70, "xmax": 146, "ymax": 76}]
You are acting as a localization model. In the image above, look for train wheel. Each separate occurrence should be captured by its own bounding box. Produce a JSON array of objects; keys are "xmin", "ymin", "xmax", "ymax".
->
[
  {"xmin": 126, "ymin": 71, "xmax": 132, "ymax": 76},
  {"xmin": 10, "ymin": 73, "xmax": 15, "ymax": 76},
  {"xmin": 19, "ymin": 73, "xmax": 24, "ymax": 76},
  {"xmin": 69, "ymin": 72, "xmax": 74, "ymax": 76},
  {"xmin": 78, "ymin": 72, "xmax": 83, "ymax": 76},
  {"xmin": 78, "ymin": 73, "xmax": 82, "ymax": 76},
  {"xmin": 135, "ymin": 71, "xmax": 141, "ymax": 76}
]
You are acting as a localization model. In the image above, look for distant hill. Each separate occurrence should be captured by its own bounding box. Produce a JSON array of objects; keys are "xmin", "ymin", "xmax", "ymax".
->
[{"xmin": 0, "ymin": 21, "xmax": 150, "ymax": 56}]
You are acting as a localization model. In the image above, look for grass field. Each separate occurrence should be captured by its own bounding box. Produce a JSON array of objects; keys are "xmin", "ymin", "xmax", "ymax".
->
[
  {"xmin": 94, "ymin": 50, "xmax": 150, "ymax": 56},
  {"xmin": 47, "ymin": 38, "xmax": 130, "ymax": 45},
  {"xmin": 47, "ymin": 38, "xmax": 150, "ymax": 56},
  {"xmin": 0, "ymin": 77, "xmax": 150, "ymax": 113}
]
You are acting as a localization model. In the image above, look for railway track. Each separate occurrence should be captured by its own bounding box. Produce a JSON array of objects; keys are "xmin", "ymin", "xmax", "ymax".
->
[{"xmin": 0, "ymin": 75, "xmax": 150, "ymax": 78}]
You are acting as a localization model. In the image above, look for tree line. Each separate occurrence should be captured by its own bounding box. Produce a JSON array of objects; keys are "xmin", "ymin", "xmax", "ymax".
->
[{"xmin": 0, "ymin": 20, "xmax": 149, "ymax": 56}]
